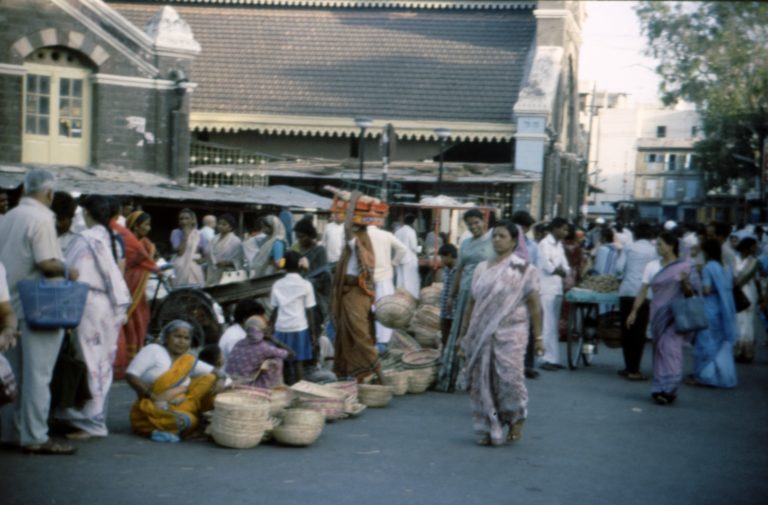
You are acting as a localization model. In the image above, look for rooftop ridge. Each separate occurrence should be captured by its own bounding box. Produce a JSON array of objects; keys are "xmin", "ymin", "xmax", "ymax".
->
[{"xmin": 114, "ymin": 0, "xmax": 536, "ymax": 10}]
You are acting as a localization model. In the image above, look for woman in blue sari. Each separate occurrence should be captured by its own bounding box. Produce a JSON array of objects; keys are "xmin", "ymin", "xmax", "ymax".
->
[
  {"xmin": 687, "ymin": 239, "xmax": 738, "ymax": 388},
  {"xmin": 435, "ymin": 208, "xmax": 494, "ymax": 392}
]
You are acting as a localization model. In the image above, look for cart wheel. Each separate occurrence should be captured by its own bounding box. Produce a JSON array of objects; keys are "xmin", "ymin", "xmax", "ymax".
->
[
  {"xmin": 567, "ymin": 304, "xmax": 584, "ymax": 369},
  {"xmin": 150, "ymin": 288, "xmax": 223, "ymax": 347}
]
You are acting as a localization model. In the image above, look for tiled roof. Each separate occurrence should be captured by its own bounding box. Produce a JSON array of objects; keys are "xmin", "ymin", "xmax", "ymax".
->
[{"xmin": 110, "ymin": 2, "xmax": 536, "ymax": 126}]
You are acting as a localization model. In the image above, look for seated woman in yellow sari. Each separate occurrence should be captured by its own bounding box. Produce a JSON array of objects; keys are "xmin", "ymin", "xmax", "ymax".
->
[{"xmin": 126, "ymin": 320, "xmax": 225, "ymax": 442}]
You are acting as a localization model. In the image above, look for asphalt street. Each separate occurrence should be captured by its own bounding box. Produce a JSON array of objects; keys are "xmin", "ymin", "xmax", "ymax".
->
[{"xmin": 1, "ymin": 342, "xmax": 766, "ymax": 505}]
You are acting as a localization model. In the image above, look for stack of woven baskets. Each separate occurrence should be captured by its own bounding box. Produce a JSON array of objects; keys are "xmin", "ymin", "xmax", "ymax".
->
[
  {"xmin": 408, "ymin": 305, "xmax": 441, "ymax": 349},
  {"xmin": 419, "ymin": 283, "xmax": 442, "ymax": 307},
  {"xmin": 382, "ymin": 370, "xmax": 410, "ymax": 395},
  {"xmin": 211, "ymin": 392, "xmax": 270, "ymax": 449},
  {"xmin": 272, "ymin": 408, "xmax": 325, "ymax": 447},
  {"xmin": 291, "ymin": 381, "xmax": 348, "ymax": 421},
  {"xmin": 328, "ymin": 379, "xmax": 366, "ymax": 416}
]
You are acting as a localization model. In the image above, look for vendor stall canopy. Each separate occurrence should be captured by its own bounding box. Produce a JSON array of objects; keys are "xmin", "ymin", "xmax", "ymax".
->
[{"xmin": 0, "ymin": 164, "xmax": 331, "ymax": 211}]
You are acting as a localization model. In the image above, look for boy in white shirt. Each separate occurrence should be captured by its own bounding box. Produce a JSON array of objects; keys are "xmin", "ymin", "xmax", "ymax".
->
[{"xmin": 269, "ymin": 251, "xmax": 316, "ymax": 384}]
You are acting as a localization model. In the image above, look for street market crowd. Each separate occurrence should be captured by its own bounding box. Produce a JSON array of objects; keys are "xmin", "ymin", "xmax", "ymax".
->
[{"xmin": 1, "ymin": 169, "xmax": 767, "ymax": 453}]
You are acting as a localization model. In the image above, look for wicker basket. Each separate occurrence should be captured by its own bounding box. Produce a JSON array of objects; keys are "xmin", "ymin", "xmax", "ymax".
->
[
  {"xmin": 295, "ymin": 395, "xmax": 346, "ymax": 421},
  {"xmin": 272, "ymin": 424, "xmax": 324, "ymax": 446},
  {"xmin": 419, "ymin": 284, "xmax": 442, "ymax": 307},
  {"xmin": 281, "ymin": 408, "xmax": 325, "ymax": 428},
  {"xmin": 402, "ymin": 349, "xmax": 441, "ymax": 369},
  {"xmin": 357, "ymin": 384, "xmax": 393, "ymax": 408},
  {"xmin": 412, "ymin": 305, "xmax": 441, "ymax": 330},
  {"xmin": 407, "ymin": 372, "xmax": 433, "ymax": 394},
  {"xmin": 211, "ymin": 425, "xmax": 267, "ymax": 449},
  {"xmin": 211, "ymin": 393, "xmax": 270, "ymax": 448},
  {"xmin": 327, "ymin": 380, "xmax": 358, "ymax": 403},
  {"xmin": 290, "ymin": 381, "xmax": 347, "ymax": 400},
  {"xmin": 382, "ymin": 370, "xmax": 409, "ymax": 396},
  {"xmin": 409, "ymin": 325, "xmax": 441, "ymax": 349},
  {"xmin": 388, "ymin": 330, "xmax": 422, "ymax": 353},
  {"xmin": 269, "ymin": 386, "xmax": 295, "ymax": 416},
  {"xmin": 375, "ymin": 291, "xmax": 417, "ymax": 329},
  {"xmin": 214, "ymin": 392, "xmax": 270, "ymax": 421}
]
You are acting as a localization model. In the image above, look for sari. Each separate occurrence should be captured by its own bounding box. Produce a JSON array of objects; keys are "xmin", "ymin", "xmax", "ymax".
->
[
  {"xmin": 250, "ymin": 216, "xmax": 286, "ymax": 278},
  {"xmin": 56, "ymin": 226, "xmax": 131, "ymax": 436},
  {"xmin": 649, "ymin": 259, "xmax": 700, "ymax": 396},
  {"xmin": 435, "ymin": 234, "xmax": 494, "ymax": 392},
  {"xmin": 129, "ymin": 353, "xmax": 216, "ymax": 436},
  {"xmin": 172, "ymin": 228, "xmax": 205, "ymax": 287},
  {"xmin": 332, "ymin": 229, "xmax": 379, "ymax": 381},
  {"xmin": 461, "ymin": 254, "xmax": 538, "ymax": 440},
  {"xmin": 693, "ymin": 261, "xmax": 738, "ymax": 388},
  {"xmin": 114, "ymin": 225, "xmax": 158, "ymax": 379},
  {"xmin": 206, "ymin": 232, "xmax": 244, "ymax": 286}
]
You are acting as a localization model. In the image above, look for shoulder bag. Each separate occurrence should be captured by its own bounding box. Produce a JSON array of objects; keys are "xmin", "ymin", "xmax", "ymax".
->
[
  {"xmin": 671, "ymin": 294, "xmax": 709, "ymax": 333},
  {"xmin": 17, "ymin": 265, "xmax": 90, "ymax": 330}
]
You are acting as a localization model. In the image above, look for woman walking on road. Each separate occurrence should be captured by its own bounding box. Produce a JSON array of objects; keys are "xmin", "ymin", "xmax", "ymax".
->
[
  {"xmin": 627, "ymin": 232, "xmax": 700, "ymax": 405},
  {"xmin": 459, "ymin": 220, "xmax": 542, "ymax": 446}
]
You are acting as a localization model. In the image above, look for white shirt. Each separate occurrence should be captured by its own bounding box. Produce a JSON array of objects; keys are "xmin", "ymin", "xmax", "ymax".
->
[
  {"xmin": 321, "ymin": 221, "xmax": 345, "ymax": 264},
  {"xmin": 615, "ymin": 239, "xmax": 658, "ymax": 297},
  {"xmin": 0, "ymin": 262, "xmax": 9, "ymax": 303},
  {"xmin": 367, "ymin": 226, "xmax": 408, "ymax": 282},
  {"xmin": 536, "ymin": 234, "xmax": 571, "ymax": 296},
  {"xmin": 218, "ymin": 324, "xmax": 246, "ymax": 365},
  {"xmin": 641, "ymin": 259, "xmax": 662, "ymax": 300},
  {"xmin": 242, "ymin": 236, "xmax": 261, "ymax": 265},
  {"xmin": 0, "ymin": 197, "xmax": 63, "ymax": 310},
  {"xmin": 200, "ymin": 225, "xmax": 216, "ymax": 243},
  {"xmin": 126, "ymin": 343, "xmax": 213, "ymax": 386},
  {"xmin": 394, "ymin": 224, "xmax": 419, "ymax": 265},
  {"xmin": 270, "ymin": 273, "xmax": 316, "ymax": 332}
]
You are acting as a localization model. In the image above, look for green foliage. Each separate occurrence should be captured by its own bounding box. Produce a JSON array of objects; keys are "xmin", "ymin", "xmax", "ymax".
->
[{"xmin": 636, "ymin": 1, "xmax": 768, "ymax": 189}]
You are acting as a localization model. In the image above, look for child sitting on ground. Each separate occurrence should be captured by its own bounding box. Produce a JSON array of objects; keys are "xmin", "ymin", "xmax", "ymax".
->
[{"xmin": 226, "ymin": 315, "xmax": 291, "ymax": 389}]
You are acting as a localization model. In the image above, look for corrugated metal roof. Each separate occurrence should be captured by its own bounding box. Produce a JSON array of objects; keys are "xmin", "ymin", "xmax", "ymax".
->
[{"xmin": 0, "ymin": 164, "xmax": 332, "ymax": 210}]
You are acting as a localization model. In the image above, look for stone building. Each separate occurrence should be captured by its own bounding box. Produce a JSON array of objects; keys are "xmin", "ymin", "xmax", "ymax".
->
[{"xmin": 0, "ymin": 0, "xmax": 199, "ymax": 180}]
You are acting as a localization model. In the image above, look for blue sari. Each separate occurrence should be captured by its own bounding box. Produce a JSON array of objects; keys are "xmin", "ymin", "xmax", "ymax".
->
[{"xmin": 694, "ymin": 261, "xmax": 738, "ymax": 388}]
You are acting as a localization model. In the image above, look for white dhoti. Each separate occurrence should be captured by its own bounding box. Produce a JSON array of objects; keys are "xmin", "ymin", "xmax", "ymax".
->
[
  {"xmin": 395, "ymin": 259, "xmax": 420, "ymax": 299},
  {"xmin": 539, "ymin": 294, "xmax": 563, "ymax": 365},
  {"xmin": 373, "ymin": 279, "xmax": 395, "ymax": 344}
]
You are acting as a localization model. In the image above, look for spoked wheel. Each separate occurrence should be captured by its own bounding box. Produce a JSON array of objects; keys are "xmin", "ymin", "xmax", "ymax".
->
[
  {"xmin": 567, "ymin": 304, "xmax": 584, "ymax": 369},
  {"xmin": 150, "ymin": 287, "xmax": 222, "ymax": 346}
]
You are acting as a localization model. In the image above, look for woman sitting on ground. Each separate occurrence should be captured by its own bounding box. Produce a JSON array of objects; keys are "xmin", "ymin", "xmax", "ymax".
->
[
  {"xmin": 126, "ymin": 320, "xmax": 225, "ymax": 442},
  {"xmin": 226, "ymin": 316, "xmax": 292, "ymax": 389}
]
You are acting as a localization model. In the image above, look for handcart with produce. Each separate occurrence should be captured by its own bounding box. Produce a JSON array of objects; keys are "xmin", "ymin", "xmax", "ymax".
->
[{"xmin": 564, "ymin": 275, "xmax": 622, "ymax": 369}]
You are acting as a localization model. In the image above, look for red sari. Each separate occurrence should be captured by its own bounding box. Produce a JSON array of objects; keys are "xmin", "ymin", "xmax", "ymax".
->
[{"xmin": 114, "ymin": 224, "xmax": 158, "ymax": 379}]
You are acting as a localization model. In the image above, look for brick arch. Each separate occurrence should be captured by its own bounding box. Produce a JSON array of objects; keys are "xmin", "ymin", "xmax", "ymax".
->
[{"xmin": 10, "ymin": 27, "xmax": 110, "ymax": 68}]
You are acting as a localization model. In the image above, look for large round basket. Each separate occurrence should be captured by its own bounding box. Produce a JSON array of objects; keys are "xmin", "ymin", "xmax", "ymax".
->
[
  {"xmin": 407, "ymin": 371, "xmax": 433, "ymax": 394},
  {"xmin": 388, "ymin": 330, "xmax": 422, "ymax": 354},
  {"xmin": 269, "ymin": 386, "xmax": 295, "ymax": 416},
  {"xmin": 281, "ymin": 408, "xmax": 326, "ymax": 428},
  {"xmin": 412, "ymin": 305, "xmax": 441, "ymax": 330},
  {"xmin": 357, "ymin": 384, "xmax": 393, "ymax": 408},
  {"xmin": 211, "ymin": 392, "xmax": 270, "ymax": 448},
  {"xmin": 382, "ymin": 370, "xmax": 409, "ymax": 396},
  {"xmin": 233, "ymin": 385, "xmax": 272, "ymax": 401},
  {"xmin": 273, "ymin": 420, "xmax": 324, "ymax": 447},
  {"xmin": 375, "ymin": 291, "xmax": 417, "ymax": 329},
  {"xmin": 419, "ymin": 284, "xmax": 442, "ymax": 307},
  {"xmin": 401, "ymin": 349, "xmax": 441, "ymax": 369},
  {"xmin": 409, "ymin": 325, "xmax": 440, "ymax": 348}
]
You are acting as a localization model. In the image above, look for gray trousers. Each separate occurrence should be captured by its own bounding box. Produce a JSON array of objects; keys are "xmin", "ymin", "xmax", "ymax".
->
[{"xmin": 0, "ymin": 320, "xmax": 63, "ymax": 446}]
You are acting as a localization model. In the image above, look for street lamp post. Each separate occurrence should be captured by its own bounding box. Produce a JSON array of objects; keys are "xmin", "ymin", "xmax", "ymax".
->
[
  {"xmin": 434, "ymin": 127, "xmax": 451, "ymax": 194},
  {"xmin": 355, "ymin": 116, "xmax": 373, "ymax": 183}
]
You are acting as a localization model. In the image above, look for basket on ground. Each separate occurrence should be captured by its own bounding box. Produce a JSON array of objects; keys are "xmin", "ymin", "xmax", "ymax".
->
[
  {"xmin": 211, "ymin": 392, "xmax": 270, "ymax": 448},
  {"xmin": 406, "ymin": 371, "xmax": 433, "ymax": 394},
  {"xmin": 273, "ymin": 408, "xmax": 325, "ymax": 446},
  {"xmin": 375, "ymin": 290, "xmax": 418, "ymax": 329},
  {"xmin": 401, "ymin": 349, "xmax": 441, "ymax": 369},
  {"xmin": 357, "ymin": 384, "xmax": 393, "ymax": 408},
  {"xmin": 382, "ymin": 370, "xmax": 409, "ymax": 395}
]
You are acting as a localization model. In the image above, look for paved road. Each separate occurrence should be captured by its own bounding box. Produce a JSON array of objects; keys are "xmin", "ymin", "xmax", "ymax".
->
[{"xmin": 1, "ymin": 343, "xmax": 767, "ymax": 505}]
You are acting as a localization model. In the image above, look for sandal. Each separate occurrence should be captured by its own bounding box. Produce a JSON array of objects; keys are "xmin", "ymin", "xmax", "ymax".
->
[
  {"xmin": 65, "ymin": 430, "xmax": 92, "ymax": 441},
  {"xmin": 22, "ymin": 440, "xmax": 77, "ymax": 455},
  {"xmin": 507, "ymin": 420, "xmax": 524, "ymax": 443},
  {"xmin": 625, "ymin": 373, "xmax": 649, "ymax": 381}
]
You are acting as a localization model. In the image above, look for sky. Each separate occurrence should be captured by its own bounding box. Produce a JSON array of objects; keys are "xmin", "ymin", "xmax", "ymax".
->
[{"xmin": 579, "ymin": 1, "xmax": 662, "ymax": 104}]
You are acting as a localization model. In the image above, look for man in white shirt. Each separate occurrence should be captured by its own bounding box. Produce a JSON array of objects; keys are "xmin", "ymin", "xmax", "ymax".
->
[
  {"xmin": 394, "ymin": 214, "xmax": 420, "ymax": 299},
  {"xmin": 535, "ymin": 217, "xmax": 571, "ymax": 370},
  {"xmin": 367, "ymin": 223, "xmax": 408, "ymax": 348},
  {"xmin": 320, "ymin": 213, "xmax": 345, "ymax": 265},
  {"xmin": 200, "ymin": 215, "xmax": 217, "ymax": 243},
  {"xmin": 0, "ymin": 169, "xmax": 78, "ymax": 454}
]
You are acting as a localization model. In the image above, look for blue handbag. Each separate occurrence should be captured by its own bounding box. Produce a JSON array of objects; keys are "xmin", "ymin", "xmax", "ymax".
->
[
  {"xmin": 671, "ymin": 295, "xmax": 708, "ymax": 333},
  {"xmin": 16, "ymin": 266, "xmax": 90, "ymax": 330}
]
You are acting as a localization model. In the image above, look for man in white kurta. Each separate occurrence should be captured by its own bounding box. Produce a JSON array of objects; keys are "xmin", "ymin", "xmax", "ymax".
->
[
  {"xmin": 367, "ymin": 225, "xmax": 408, "ymax": 348},
  {"xmin": 321, "ymin": 214, "xmax": 345, "ymax": 266},
  {"xmin": 535, "ymin": 218, "xmax": 571, "ymax": 370},
  {"xmin": 0, "ymin": 170, "xmax": 77, "ymax": 453},
  {"xmin": 393, "ymin": 215, "xmax": 420, "ymax": 299}
]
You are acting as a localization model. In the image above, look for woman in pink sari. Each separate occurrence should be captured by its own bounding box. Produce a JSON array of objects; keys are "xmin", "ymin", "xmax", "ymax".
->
[
  {"xmin": 460, "ymin": 220, "xmax": 543, "ymax": 446},
  {"xmin": 55, "ymin": 195, "xmax": 131, "ymax": 438},
  {"xmin": 628, "ymin": 232, "xmax": 700, "ymax": 405},
  {"xmin": 171, "ymin": 209, "xmax": 207, "ymax": 287}
]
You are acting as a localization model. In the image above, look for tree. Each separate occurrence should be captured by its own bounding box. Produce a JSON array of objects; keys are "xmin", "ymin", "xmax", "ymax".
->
[{"xmin": 636, "ymin": 1, "xmax": 768, "ymax": 191}]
